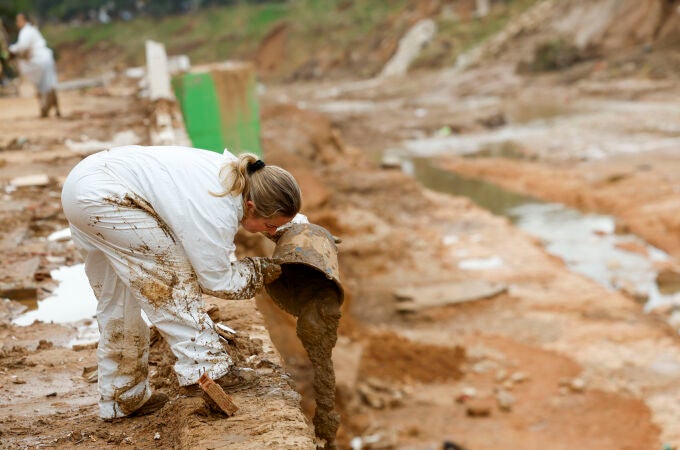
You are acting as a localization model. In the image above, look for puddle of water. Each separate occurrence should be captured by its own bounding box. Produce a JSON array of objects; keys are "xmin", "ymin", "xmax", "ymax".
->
[
  {"xmin": 13, "ymin": 264, "xmax": 98, "ymax": 326},
  {"xmin": 12, "ymin": 264, "xmax": 154, "ymax": 346},
  {"xmin": 409, "ymin": 157, "xmax": 679, "ymax": 310},
  {"xmin": 409, "ymin": 157, "xmax": 537, "ymax": 216}
]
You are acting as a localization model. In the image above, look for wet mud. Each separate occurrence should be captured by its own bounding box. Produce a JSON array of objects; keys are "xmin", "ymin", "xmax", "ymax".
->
[
  {"xmin": 106, "ymin": 319, "xmax": 150, "ymax": 416},
  {"xmin": 296, "ymin": 288, "xmax": 342, "ymax": 450}
]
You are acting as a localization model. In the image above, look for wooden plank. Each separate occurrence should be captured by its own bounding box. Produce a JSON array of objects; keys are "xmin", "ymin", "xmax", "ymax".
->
[{"xmin": 394, "ymin": 280, "xmax": 507, "ymax": 312}]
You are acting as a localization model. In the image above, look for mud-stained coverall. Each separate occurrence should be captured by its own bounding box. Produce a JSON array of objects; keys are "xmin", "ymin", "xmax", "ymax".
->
[
  {"xmin": 9, "ymin": 23, "xmax": 57, "ymax": 94},
  {"xmin": 61, "ymin": 145, "xmax": 293, "ymax": 419}
]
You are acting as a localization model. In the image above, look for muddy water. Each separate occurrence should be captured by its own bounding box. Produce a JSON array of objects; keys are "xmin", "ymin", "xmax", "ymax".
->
[
  {"xmin": 13, "ymin": 264, "xmax": 97, "ymax": 326},
  {"xmin": 409, "ymin": 157, "xmax": 679, "ymax": 310}
]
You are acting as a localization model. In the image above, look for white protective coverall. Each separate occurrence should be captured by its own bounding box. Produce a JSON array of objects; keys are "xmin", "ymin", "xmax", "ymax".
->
[
  {"xmin": 61, "ymin": 145, "xmax": 303, "ymax": 419},
  {"xmin": 9, "ymin": 23, "xmax": 57, "ymax": 94}
]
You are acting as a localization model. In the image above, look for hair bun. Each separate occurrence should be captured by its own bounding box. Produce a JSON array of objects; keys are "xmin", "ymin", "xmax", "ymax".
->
[{"xmin": 247, "ymin": 159, "xmax": 266, "ymax": 175}]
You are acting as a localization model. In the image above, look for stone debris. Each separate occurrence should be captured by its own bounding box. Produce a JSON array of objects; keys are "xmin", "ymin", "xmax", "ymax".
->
[
  {"xmin": 349, "ymin": 430, "xmax": 398, "ymax": 450},
  {"xmin": 357, "ymin": 377, "xmax": 406, "ymax": 409},
  {"xmin": 9, "ymin": 174, "xmax": 50, "ymax": 188},
  {"xmin": 495, "ymin": 389, "xmax": 515, "ymax": 412},
  {"xmin": 510, "ymin": 371, "xmax": 529, "ymax": 383},
  {"xmin": 559, "ymin": 377, "xmax": 586, "ymax": 393},
  {"xmin": 465, "ymin": 398, "xmax": 493, "ymax": 417},
  {"xmin": 82, "ymin": 365, "xmax": 98, "ymax": 383}
]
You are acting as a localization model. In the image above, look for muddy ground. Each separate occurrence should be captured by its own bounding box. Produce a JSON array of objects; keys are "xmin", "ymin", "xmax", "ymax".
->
[{"xmin": 2, "ymin": 61, "xmax": 680, "ymax": 450}]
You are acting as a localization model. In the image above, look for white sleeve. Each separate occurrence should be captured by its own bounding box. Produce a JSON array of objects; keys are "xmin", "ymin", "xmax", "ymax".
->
[
  {"xmin": 9, "ymin": 27, "xmax": 33, "ymax": 54},
  {"xmin": 172, "ymin": 203, "xmax": 261, "ymax": 300}
]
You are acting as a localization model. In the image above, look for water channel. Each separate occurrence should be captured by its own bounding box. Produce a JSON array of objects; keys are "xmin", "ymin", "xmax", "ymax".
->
[{"xmin": 406, "ymin": 157, "xmax": 679, "ymax": 312}]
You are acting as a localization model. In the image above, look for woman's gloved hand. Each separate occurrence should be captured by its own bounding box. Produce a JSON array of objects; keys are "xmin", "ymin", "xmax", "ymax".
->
[{"xmin": 252, "ymin": 257, "xmax": 282, "ymax": 284}]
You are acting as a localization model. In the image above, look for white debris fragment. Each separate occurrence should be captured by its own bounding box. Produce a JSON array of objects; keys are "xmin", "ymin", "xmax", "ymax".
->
[
  {"xmin": 154, "ymin": 432, "xmax": 161, "ymax": 440},
  {"xmin": 10, "ymin": 174, "xmax": 50, "ymax": 188},
  {"xmin": 215, "ymin": 322, "xmax": 237, "ymax": 334},
  {"xmin": 48, "ymin": 228, "xmax": 72, "ymax": 242},
  {"xmin": 65, "ymin": 130, "xmax": 140, "ymax": 156},
  {"xmin": 443, "ymin": 234, "xmax": 459, "ymax": 245},
  {"xmin": 458, "ymin": 256, "xmax": 504, "ymax": 270}
]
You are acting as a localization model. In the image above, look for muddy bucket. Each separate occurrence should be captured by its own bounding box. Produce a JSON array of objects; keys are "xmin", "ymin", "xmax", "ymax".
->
[{"xmin": 265, "ymin": 223, "xmax": 343, "ymax": 317}]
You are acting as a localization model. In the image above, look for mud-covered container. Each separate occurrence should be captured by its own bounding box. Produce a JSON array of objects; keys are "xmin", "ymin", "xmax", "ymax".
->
[{"xmin": 265, "ymin": 223, "xmax": 343, "ymax": 317}]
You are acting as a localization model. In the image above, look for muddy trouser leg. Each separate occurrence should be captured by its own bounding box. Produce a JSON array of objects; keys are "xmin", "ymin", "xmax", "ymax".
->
[
  {"xmin": 48, "ymin": 89, "xmax": 60, "ymax": 117},
  {"xmin": 37, "ymin": 92, "xmax": 47, "ymax": 117},
  {"xmin": 63, "ymin": 173, "xmax": 232, "ymax": 419}
]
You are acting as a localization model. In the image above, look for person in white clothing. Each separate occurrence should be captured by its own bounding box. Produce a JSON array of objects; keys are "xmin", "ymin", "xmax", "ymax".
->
[
  {"xmin": 61, "ymin": 145, "xmax": 305, "ymax": 419},
  {"xmin": 9, "ymin": 13, "xmax": 60, "ymax": 117}
]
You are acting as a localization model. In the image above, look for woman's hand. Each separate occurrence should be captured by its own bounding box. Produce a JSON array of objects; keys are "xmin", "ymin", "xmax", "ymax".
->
[{"xmin": 252, "ymin": 257, "xmax": 282, "ymax": 284}]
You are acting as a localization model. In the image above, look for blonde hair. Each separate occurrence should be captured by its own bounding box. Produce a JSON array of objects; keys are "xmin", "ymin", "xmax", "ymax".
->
[{"xmin": 214, "ymin": 153, "xmax": 301, "ymax": 218}]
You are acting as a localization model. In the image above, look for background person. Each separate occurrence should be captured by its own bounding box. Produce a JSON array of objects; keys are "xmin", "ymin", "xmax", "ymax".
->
[
  {"xmin": 61, "ymin": 145, "xmax": 306, "ymax": 419},
  {"xmin": 9, "ymin": 12, "xmax": 60, "ymax": 117}
]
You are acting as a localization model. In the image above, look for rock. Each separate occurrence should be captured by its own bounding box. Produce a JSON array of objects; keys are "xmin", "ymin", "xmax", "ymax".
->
[
  {"xmin": 510, "ymin": 372, "xmax": 529, "ymax": 383},
  {"xmin": 7, "ymin": 137, "xmax": 29, "ymax": 150},
  {"xmin": 569, "ymin": 378, "xmax": 586, "ymax": 392},
  {"xmin": 496, "ymin": 369, "xmax": 508, "ymax": 382},
  {"xmin": 380, "ymin": 155, "xmax": 402, "ymax": 170},
  {"xmin": 36, "ymin": 340, "xmax": 53, "ymax": 350},
  {"xmin": 465, "ymin": 399, "xmax": 492, "ymax": 417},
  {"xmin": 443, "ymin": 441, "xmax": 469, "ymax": 450},
  {"xmin": 357, "ymin": 378, "xmax": 405, "ymax": 409},
  {"xmin": 455, "ymin": 386, "xmax": 477, "ymax": 403},
  {"xmin": 82, "ymin": 365, "xmax": 98, "ymax": 383},
  {"xmin": 496, "ymin": 389, "xmax": 515, "ymax": 412}
]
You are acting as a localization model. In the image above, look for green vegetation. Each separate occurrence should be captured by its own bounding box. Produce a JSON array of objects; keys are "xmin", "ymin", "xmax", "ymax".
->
[
  {"xmin": 39, "ymin": 0, "xmax": 545, "ymax": 79},
  {"xmin": 414, "ymin": 0, "xmax": 544, "ymax": 69},
  {"xmin": 43, "ymin": 1, "xmax": 408, "ymax": 70}
]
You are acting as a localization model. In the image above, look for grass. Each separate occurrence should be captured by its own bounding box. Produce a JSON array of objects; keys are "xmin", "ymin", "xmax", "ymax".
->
[
  {"xmin": 43, "ymin": 0, "xmax": 412, "ymax": 74},
  {"xmin": 42, "ymin": 0, "xmax": 543, "ymax": 78},
  {"xmin": 414, "ymin": 0, "xmax": 545, "ymax": 69}
]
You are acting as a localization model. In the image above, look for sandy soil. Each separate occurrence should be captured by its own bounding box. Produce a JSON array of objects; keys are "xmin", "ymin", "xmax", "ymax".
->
[
  {"xmin": 257, "ymin": 64, "xmax": 680, "ymax": 449},
  {"xmin": 3, "ymin": 61, "xmax": 680, "ymax": 450}
]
